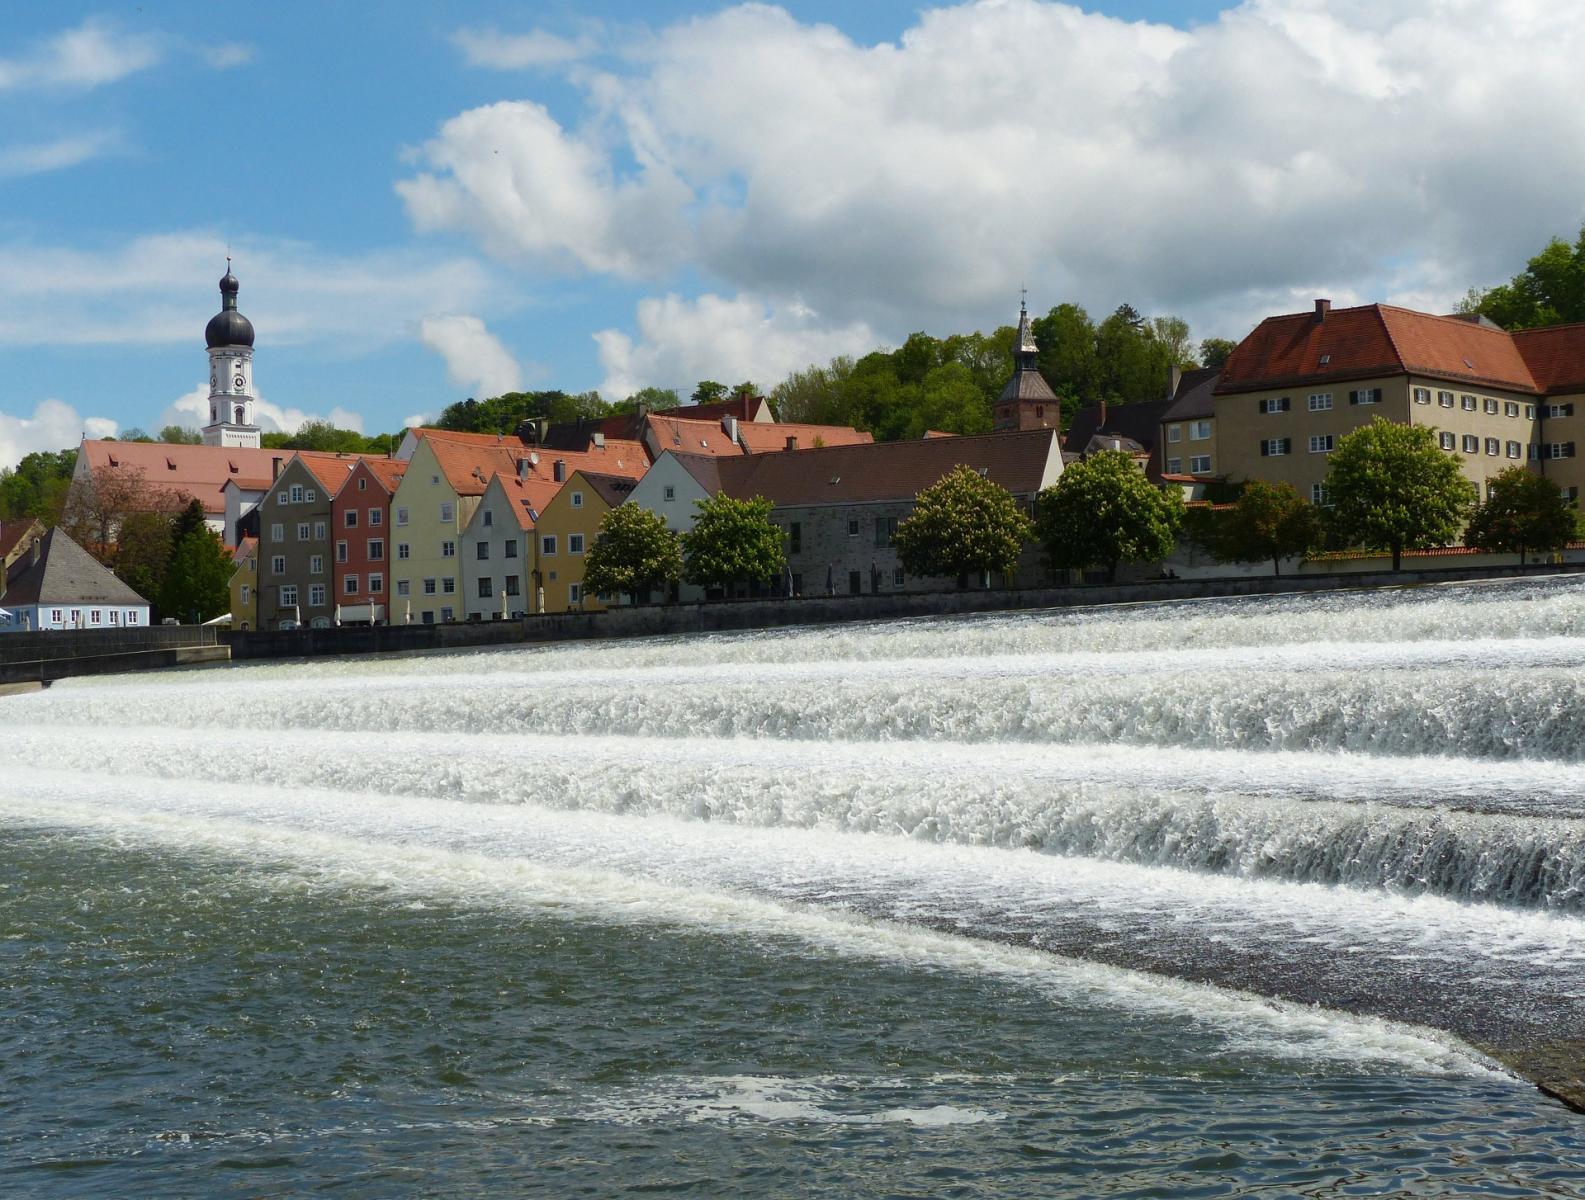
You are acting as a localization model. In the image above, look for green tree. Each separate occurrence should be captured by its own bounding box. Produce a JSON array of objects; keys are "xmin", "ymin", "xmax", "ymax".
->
[
  {"xmin": 1463, "ymin": 465, "xmax": 1581, "ymax": 563},
  {"xmin": 1464, "ymin": 225, "xmax": 1585, "ymax": 330},
  {"xmin": 907, "ymin": 363, "xmax": 993, "ymax": 438},
  {"xmin": 1199, "ymin": 337, "xmax": 1238, "ymax": 370},
  {"xmin": 0, "ymin": 448, "xmax": 77, "ymax": 521},
  {"xmin": 1094, "ymin": 304, "xmax": 1173, "ymax": 403},
  {"xmin": 770, "ymin": 358, "xmax": 855, "ymax": 425},
  {"xmin": 161, "ymin": 521, "xmax": 233, "ymax": 623},
  {"xmin": 582, "ymin": 504, "xmax": 684, "ymax": 602},
  {"xmin": 118, "ymin": 427, "xmax": 157, "ymax": 443},
  {"xmin": 691, "ymin": 381, "xmax": 729, "ymax": 405},
  {"xmin": 434, "ymin": 390, "xmax": 611, "ymax": 435},
  {"xmin": 1213, "ymin": 479, "xmax": 1319, "ymax": 575},
  {"xmin": 681, "ymin": 493, "xmax": 786, "ymax": 594},
  {"xmin": 1036, "ymin": 450, "xmax": 1184, "ymax": 582},
  {"xmin": 1149, "ymin": 316, "xmax": 1197, "ymax": 366},
  {"xmin": 113, "ymin": 509, "xmax": 176, "ymax": 610},
  {"xmin": 893, "ymin": 464, "xmax": 1033, "ymax": 583},
  {"xmin": 158, "ymin": 425, "xmax": 202, "ymax": 444},
  {"xmin": 1324, "ymin": 417, "xmax": 1475, "ymax": 570},
  {"xmin": 612, "ymin": 386, "xmax": 679, "ymax": 415}
]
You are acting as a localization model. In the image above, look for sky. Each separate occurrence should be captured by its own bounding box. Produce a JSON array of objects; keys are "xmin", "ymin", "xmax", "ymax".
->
[{"xmin": 4, "ymin": 0, "xmax": 1585, "ymax": 469}]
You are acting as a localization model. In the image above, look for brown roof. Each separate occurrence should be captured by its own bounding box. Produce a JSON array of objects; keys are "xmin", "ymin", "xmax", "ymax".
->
[
  {"xmin": 231, "ymin": 536, "xmax": 257, "ymax": 565},
  {"xmin": 1513, "ymin": 323, "xmax": 1585, "ymax": 394},
  {"xmin": 642, "ymin": 415, "xmax": 741, "ymax": 457},
  {"xmin": 77, "ymin": 440, "xmax": 288, "ymax": 515},
  {"xmin": 574, "ymin": 471, "xmax": 641, "ymax": 508},
  {"xmin": 737, "ymin": 422, "xmax": 873, "ymax": 453},
  {"xmin": 487, "ymin": 471, "xmax": 558, "ymax": 530},
  {"xmin": 414, "ymin": 427, "xmax": 648, "ymax": 495},
  {"xmin": 354, "ymin": 457, "xmax": 409, "ymax": 493},
  {"xmin": 678, "ymin": 428, "xmax": 1061, "ymax": 507},
  {"xmin": 1217, "ymin": 303, "xmax": 1541, "ymax": 395},
  {"xmin": 1161, "ymin": 367, "xmax": 1220, "ymax": 422},
  {"xmin": 0, "ymin": 518, "xmax": 43, "ymax": 565},
  {"xmin": 663, "ymin": 394, "xmax": 772, "ymax": 423},
  {"xmin": 291, "ymin": 451, "xmax": 373, "ymax": 495}
]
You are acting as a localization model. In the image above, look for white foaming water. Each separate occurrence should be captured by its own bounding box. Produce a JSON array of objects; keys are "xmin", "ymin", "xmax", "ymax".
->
[{"xmin": 0, "ymin": 772, "xmax": 1507, "ymax": 1080}]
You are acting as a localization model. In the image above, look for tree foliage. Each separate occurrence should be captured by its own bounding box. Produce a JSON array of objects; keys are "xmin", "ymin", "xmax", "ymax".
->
[
  {"xmin": 434, "ymin": 391, "xmax": 607, "ymax": 435},
  {"xmin": 611, "ymin": 386, "xmax": 679, "ymax": 415},
  {"xmin": 61, "ymin": 464, "xmax": 182, "ymax": 558},
  {"xmin": 1462, "ymin": 224, "xmax": 1585, "ymax": 330},
  {"xmin": 690, "ymin": 381, "xmax": 729, "ymax": 405},
  {"xmin": 582, "ymin": 504, "xmax": 684, "ymax": 600},
  {"xmin": 113, "ymin": 510, "xmax": 175, "ymax": 609},
  {"xmin": 1036, "ymin": 450, "xmax": 1184, "ymax": 581},
  {"xmin": 1463, "ymin": 466, "xmax": 1581, "ymax": 562},
  {"xmin": 0, "ymin": 448, "xmax": 76, "ymax": 521},
  {"xmin": 892, "ymin": 465, "xmax": 1033, "ymax": 582},
  {"xmin": 1211, "ymin": 479, "xmax": 1319, "ymax": 575},
  {"xmin": 1324, "ymin": 418, "xmax": 1475, "ymax": 569},
  {"xmin": 1199, "ymin": 337, "xmax": 1238, "ymax": 369},
  {"xmin": 158, "ymin": 425, "xmax": 203, "ymax": 444},
  {"xmin": 681, "ymin": 493, "xmax": 786, "ymax": 592},
  {"xmin": 161, "ymin": 502, "xmax": 233, "ymax": 623}
]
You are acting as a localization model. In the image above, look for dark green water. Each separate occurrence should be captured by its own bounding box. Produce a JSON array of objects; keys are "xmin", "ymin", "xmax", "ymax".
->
[{"xmin": 4, "ymin": 829, "xmax": 1582, "ymax": 1198}]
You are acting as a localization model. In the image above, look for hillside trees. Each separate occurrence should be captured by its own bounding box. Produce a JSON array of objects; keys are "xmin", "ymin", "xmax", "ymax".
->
[
  {"xmin": 1324, "ymin": 418, "xmax": 1475, "ymax": 570},
  {"xmin": 1036, "ymin": 450, "xmax": 1184, "ymax": 582},
  {"xmin": 0, "ymin": 448, "xmax": 77, "ymax": 521},
  {"xmin": 1462, "ymin": 224, "xmax": 1585, "ymax": 330},
  {"xmin": 892, "ymin": 465, "xmax": 1033, "ymax": 584}
]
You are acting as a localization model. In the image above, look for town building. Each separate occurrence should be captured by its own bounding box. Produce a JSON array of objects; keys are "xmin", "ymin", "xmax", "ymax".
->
[
  {"xmin": 533, "ymin": 470, "xmax": 640, "ymax": 612},
  {"xmin": 458, "ymin": 473, "xmax": 548, "ymax": 621},
  {"xmin": 254, "ymin": 453, "xmax": 363, "ymax": 629},
  {"xmin": 993, "ymin": 300, "xmax": 1062, "ymax": 432},
  {"xmin": 228, "ymin": 536, "xmax": 258, "ymax": 630},
  {"xmin": 0, "ymin": 527, "xmax": 150, "ymax": 632},
  {"xmin": 332, "ymin": 457, "xmax": 408, "ymax": 624},
  {"xmin": 1157, "ymin": 368, "xmax": 1221, "ymax": 481}
]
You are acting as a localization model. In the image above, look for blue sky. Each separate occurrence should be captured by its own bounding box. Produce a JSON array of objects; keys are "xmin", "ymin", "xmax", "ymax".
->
[{"xmin": 3, "ymin": 0, "xmax": 1582, "ymax": 466}]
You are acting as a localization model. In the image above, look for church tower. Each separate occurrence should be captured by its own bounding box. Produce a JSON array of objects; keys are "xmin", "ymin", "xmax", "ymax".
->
[
  {"xmin": 993, "ymin": 297, "xmax": 1060, "ymax": 432},
  {"xmin": 201, "ymin": 263, "xmax": 262, "ymax": 448}
]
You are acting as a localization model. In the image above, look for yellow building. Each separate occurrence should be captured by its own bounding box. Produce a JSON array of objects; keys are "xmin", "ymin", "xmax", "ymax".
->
[
  {"xmin": 532, "ymin": 471, "xmax": 640, "ymax": 613},
  {"xmin": 228, "ymin": 536, "xmax": 258, "ymax": 630}
]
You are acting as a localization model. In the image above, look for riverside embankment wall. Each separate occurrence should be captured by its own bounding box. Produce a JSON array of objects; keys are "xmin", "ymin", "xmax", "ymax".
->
[{"xmin": 0, "ymin": 626, "xmax": 229, "ymax": 684}]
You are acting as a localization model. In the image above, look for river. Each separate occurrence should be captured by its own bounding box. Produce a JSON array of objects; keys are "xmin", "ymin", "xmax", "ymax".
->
[{"xmin": 3, "ymin": 576, "xmax": 1584, "ymax": 1196}]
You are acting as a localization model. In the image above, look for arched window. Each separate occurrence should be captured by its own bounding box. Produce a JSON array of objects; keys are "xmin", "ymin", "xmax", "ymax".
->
[{"xmin": 234, "ymin": 405, "xmax": 245, "ymax": 424}]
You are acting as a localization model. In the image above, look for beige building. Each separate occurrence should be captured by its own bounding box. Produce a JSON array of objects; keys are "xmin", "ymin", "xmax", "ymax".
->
[{"xmin": 1208, "ymin": 301, "xmax": 1585, "ymax": 504}]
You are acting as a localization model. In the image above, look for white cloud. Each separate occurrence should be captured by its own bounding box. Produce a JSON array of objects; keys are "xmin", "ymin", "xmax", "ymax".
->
[
  {"xmin": 0, "ymin": 398, "xmax": 116, "ymax": 469},
  {"xmin": 400, "ymin": 0, "xmax": 1585, "ymax": 344},
  {"xmin": 403, "ymin": 412, "xmax": 432, "ymax": 429},
  {"xmin": 595, "ymin": 292, "xmax": 875, "ymax": 399},
  {"xmin": 0, "ymin": 231, "xmax": 502, "ymax": 349},
  {"xmin": 0, "ymin": 132, "xmax": 118, "ymax": 178},
  {"xmin": 451, "ymin": 27, "xmax": 593, "ymax": 69},
  {"xmin": 205, "ymin": 43, "xmax": 253, "ymax": 70},
  {"xmin": 0, "ymin": 19, "xmax": 161, "ymax": 91},
  {"xmin": 419, "ymin": 314, "xmax": 523, "ymax": 399},
  {"xmin": 160, "ymin": 384, "xmax": 367, "ymax": 437}
]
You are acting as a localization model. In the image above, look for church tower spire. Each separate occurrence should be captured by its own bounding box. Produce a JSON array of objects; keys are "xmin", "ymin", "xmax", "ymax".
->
[
  {"xmin": 201, "ymin": 261, "xmax": 261, "ymax": 449},
  {"xmin": 994, "ymin": 294, "xmax": 1059, "ymax": 432}
]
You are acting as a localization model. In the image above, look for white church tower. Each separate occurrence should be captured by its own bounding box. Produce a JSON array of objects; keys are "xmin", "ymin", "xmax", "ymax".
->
[{"xmin": 201, "ymin": 261, "xmax": 262, "ymax": 448}]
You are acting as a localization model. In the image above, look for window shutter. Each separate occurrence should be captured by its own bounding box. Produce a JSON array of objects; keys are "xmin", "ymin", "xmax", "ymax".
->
[
  {"xmin": 1568, "ymin": 404, "xmax": 1577, "ymax": 417},
  {"xmin": 1260, "ymin": 441, "xmax": 1270, "ymax": 457},
  {"xmin": 1348, "ymin": 390, "xmax": 1358, "ymax": 405},
  {"xmin": 1569, "ymin": 442, "xmax": 1577, "ymax": 458},
  {"xmin": 1282, "ymin": 438, "xmax": 1291, "ymax": 454}
]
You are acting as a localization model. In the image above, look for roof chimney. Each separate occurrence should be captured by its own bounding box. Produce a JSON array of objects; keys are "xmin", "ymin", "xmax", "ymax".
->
[
  {"xmin": 553, "ymin": 459, "xmax": 566, "ymax": 483},
  {"xmin": 1315, "ymin": 298, "xmax": 1331, "ymax": 322},
  {"xmin": 271, "ymin": 456, "xmax": 283, "ymax": 480},
  {"xmin": 1169, "ymin": 364, "xmax": 1182, "ymax": 399},
  {"xmin": 785, "ymin": 435, "xmax": 798, "ymax": 452},
  {"xmin": 722, "ymin": 416, "xmax": 739, "ymax": 444},
  {"xmin": 1098, "ymin": 399, "xmax": 1108, "ymax": 431},
  {"xmin": 516, "ymin": 457, "xmax": 529, "ymax": 479}
]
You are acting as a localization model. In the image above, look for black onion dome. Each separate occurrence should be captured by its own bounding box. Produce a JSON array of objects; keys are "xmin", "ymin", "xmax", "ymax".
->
[{"xmin": 205, "ymin": 266, "xmax": 254, "ymax": 348}]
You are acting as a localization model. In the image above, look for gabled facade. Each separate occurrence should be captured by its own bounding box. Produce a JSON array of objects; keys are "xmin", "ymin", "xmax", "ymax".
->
[
  {"xmin": 458, "ymin": 473, "xmax": 547, "ymax": 621},
  {"xmin": 0, "ymin": 527, "xmax": 150, "ymax": 632},
  {"xmin": 332, "ymin": 458, "xmax": 407, "ymax": 624},
  {"xmin": 254, "ymin": 453, "xmax": 361, "ymax": 629},
  {"xmin": 229, "ymin": 536, "xmax": 258, "ymax": 630},
  {"xmin": 533, "ymin": 471, "xmax": 638, "ymax": 613}
]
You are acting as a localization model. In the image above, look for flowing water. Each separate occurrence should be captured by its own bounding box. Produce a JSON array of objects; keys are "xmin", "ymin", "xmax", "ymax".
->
[{"xmin": 4, "ymin": 575, "xmax": 1585, "ymax": 1196}]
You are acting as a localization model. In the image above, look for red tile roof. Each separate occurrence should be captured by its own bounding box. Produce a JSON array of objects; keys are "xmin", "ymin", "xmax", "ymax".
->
[
  {"xmin": 488, "ymin": 472, "xmax": 559, "ymax": 530},
  {"xmin": 737, "ymin": 422, "xmax": 873, "ymax": 454},
  {"xmin": 231, "ymin": 536, "xmax": 257, "ymax": 566},
  {"xmin": 77, "ymin": 440, "xmax": 288, "ymax": 515},
  {"xmin": 1513, "ymin": 323, "xmax": 1585, "ymax": 394},
  {"xmin": 642, "ymin": 415, "xmax": 742, "ymax": 457}
]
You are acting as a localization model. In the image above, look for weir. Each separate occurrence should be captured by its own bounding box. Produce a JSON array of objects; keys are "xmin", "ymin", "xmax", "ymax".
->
[{"xmin": 4, "ymin": 576, "xmax": 1584, "ymax": 1112}]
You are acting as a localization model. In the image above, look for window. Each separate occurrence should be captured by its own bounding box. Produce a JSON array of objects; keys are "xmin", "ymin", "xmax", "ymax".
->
[
  {"xmin": 90, "ymin": 610, "xmax": 101, "ymax": 625},
  {"xmin": 1461, "ymin": 434, "xmax": 1479, "ymax": 453},
  {"xmin": 1190, "ymin": 420, "xmax": 1212, "ymax": 440},
  {"xmin": 396, "ymin": 507, "xmax": 409, "ymax": 526},
  {"xmin": 277, "ymin": 491, "xmax": 288, "ymax": 506},
  {"xmin": 1311, "ymin": 483, "xmax": 1332, "ymax": 506},
  {"xmin": 1189, "ymin": 455, "xmax": 1211, "ymax": 474},
  {"xmin": 311, "ymin": 554, "xmax": 324, "ymax": 575},
  {"xmin": 293, "ymin": 521, "xmax": 311, "ymax": 542},
  {"xmin": 240, "ymin": 584, "xmax": 251, "ymax": 605},
  {"xmin": 1548, "ymin": 403, "xmax": 1575, "ymax": 418},
  {"xmin": 848, "ymin": 519, "xmax": 860, "ymax": 536},
  {"xmin": 1308, "ymin": 434, "xmax": 1334, "ymax": 453},
  {"xmin": 345, "ymin": 575, "xmax": 359, "ymax": 595},
  {"xmin": 442, "ymin": 577, "xmax": 455, "ymax": 594},
  {"xmin": 1258, "ymin": 396, "xmax": 1290, "ymax": 414},
  {"xmin": 369, "ymin": 509, "xmax": 382, "ymax": 527},
  {"xmin": 1349, "ymin": 388, "xmax": 1381, "ymax": 405},
  {"xmin": 1506, "ymin": 440, "xmax": 1522, "ymax": 459},
  {"xmin": 1566, "ymin": 487, "xmax": 1581, "ymax": 504},
  {"xmin": 271, "ymin": 522, "xmax": 284, "ymax": 542},
  {"xmin": 1439, "ymin": 431, "xmax": 1456, "ymax": 450},
  {"xmin": 422, "ymin": 611, "xmax": 434, "ymax": 624},
  {"xmin": 358, "ymin": 477, "xmax": 367, "ymax": 492},
  {"xmin": 336, "ymin": 541, "xmax": 348, "ymax": 564},
  {"xmin": 126, "ymin": 611, "xmax": 138, "ymax": 626},
  {"xmin": 663, "ymin": 485, "xmax": 676, "ymax": 501},
  {"xmin": 368, "ymin": 539, "xmax": 383, "ymax": 561},
  {"xmin": 441, "ymin": 540, "xmax": 456, "ymax": 558},
  {"xmin": 397, "ymin": 579, "xmax": 411, "ymax": 597},
  {"xmin": 482, "ymin": 510, "xmax": 492, "ymax": 527},
  {"xmin": 569, "ymin": 583, "xmax": 582, "ymax": 606},
  {"xmin": 541, "ymin": 535, "xmax": 557, "ymax": 556},
  {"xmin": 109, "ymin": 611, "xmax": 118, "ymax": 625},
  {"xmin": 440, "ymin": 606, "xmax": 454, "ymax": 623},
  {"xmin": 1166, "ymin": 457, "xmax": 1182, "ymax": 474},
  {"xmin": 569, "ymin": 534, "xmax": 585, "ymax": 554},
  {"xmin": 1260, "ymin": 438, "xmax": 1290, "ymax": 456},
  {"xmin": 1461, "ymin": 394, "xmax": 1478, "ymax": 411},
  {"xmin": 310, "ymin": 584, "xmax": 326, "ymax": 607},
  {"xmin": 1548, "ymin": 442, "xmax": 1576, "ymax": 459},
  {"xmin": 478, "ymin": 577, "xmax": 494, "ymax": 598},
  {"xmin": 270, "ymin": 555, "xmax": 285, "ymax": 575},
  {"xmin": 848, "ymin": 570, "xmax": 862, "ymax": 595},
  {"xmin": 439, "ymin": 502, "xmax": 455, "ymax": 523},
  {"xmin": 1484, "ymin": 398, "xmax": 1500, "ymax": 415},
  {"xmin": 875, "ymin": 516, "xmax": 898, "ymax": 546},
  {"xmin": 290, "ymin": 484, "xmax": 304, "ymax": 503},
  {"xmin": 476, "ymin": 541, "xmax": 490, "ymax": 560},
  {"xmin": 423, "ymin": 578, "xmax": 437, "ymax": 595},
  {"xmin": 1167, "ymin": 425, "xmax": 1182, "ymax": 443},
  {"xmin": 280, "ymin": 585, "xmax": 298, "ymax": 606},
  {"xmin": 305, "ymin": 490, "xmax": 316, "ymax": 505},
  {"xmin": 1438, "ymin": 391, "xmax": 1455, "ymax": 408},
  {"xmin": 893, "ymin": 566, "xmax": 905, "ymax": 586},
  {"xmin": 1485, "ymin": 437, "xmax": 1500, "ymax": 456},
  {"xmin": 345, "ymin": 509, "xmax": 358, "ymax": 528},
  {"xmin": 1413, "ymin": 387, "xmax": 1431, "ymax": 405},
  {"xmin": 571, "ymin": 491, "xmax": 583, "ymax": 508},
  {"xmin": 1307, "ymin": 393, "xmax": 1333, "ymax": 412},
  {"xmin": 789, "ymin": 522, "xmax": 802, "ymax": 553},
  {"xmin": 1525, "ymin": 405, "xmax": 1537, "ymax": 419},
  {"xmin": 504, "ymin": 576, "xmax": 520, "ymax": 596},
  {"xmin": 313, "ymin": 521, "xmax": 326, "ymax": 540},
  {"xmin": 369, "ymin": 574, "xmax": 383, "ymax": 593},
  {"xmin": 504, "ymin": 539, "xmax": 518, "ymax": 559},
  {"xmin": 1505, "ymin": 401, "xmax": 1520, "ymax": 417},
  {"xmin": 397, "ymin": 543, "xmax": 409, "ymax": 560}
]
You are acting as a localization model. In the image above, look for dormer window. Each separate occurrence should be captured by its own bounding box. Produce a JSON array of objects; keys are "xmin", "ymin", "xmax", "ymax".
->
[{"xmin": 1319, "ymin": 354, "xmax": 1331, "ymax": 366}]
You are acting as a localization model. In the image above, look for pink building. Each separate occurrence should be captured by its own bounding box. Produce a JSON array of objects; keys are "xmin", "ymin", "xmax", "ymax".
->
[{"xmin": 331, "ymin": 457, "xmax": 407, "ymax": 624}]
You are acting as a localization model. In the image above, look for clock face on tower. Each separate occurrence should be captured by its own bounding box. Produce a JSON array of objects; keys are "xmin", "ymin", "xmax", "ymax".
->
[{"xmin": 234, "ymin": 375, "xmax": 246, "ymax": 389}]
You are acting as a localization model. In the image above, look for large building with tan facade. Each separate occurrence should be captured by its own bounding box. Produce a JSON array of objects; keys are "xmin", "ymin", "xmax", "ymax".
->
[{"xmin": 1181, "ymin": 300, "xmax": 1585, "ymax": 505}]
